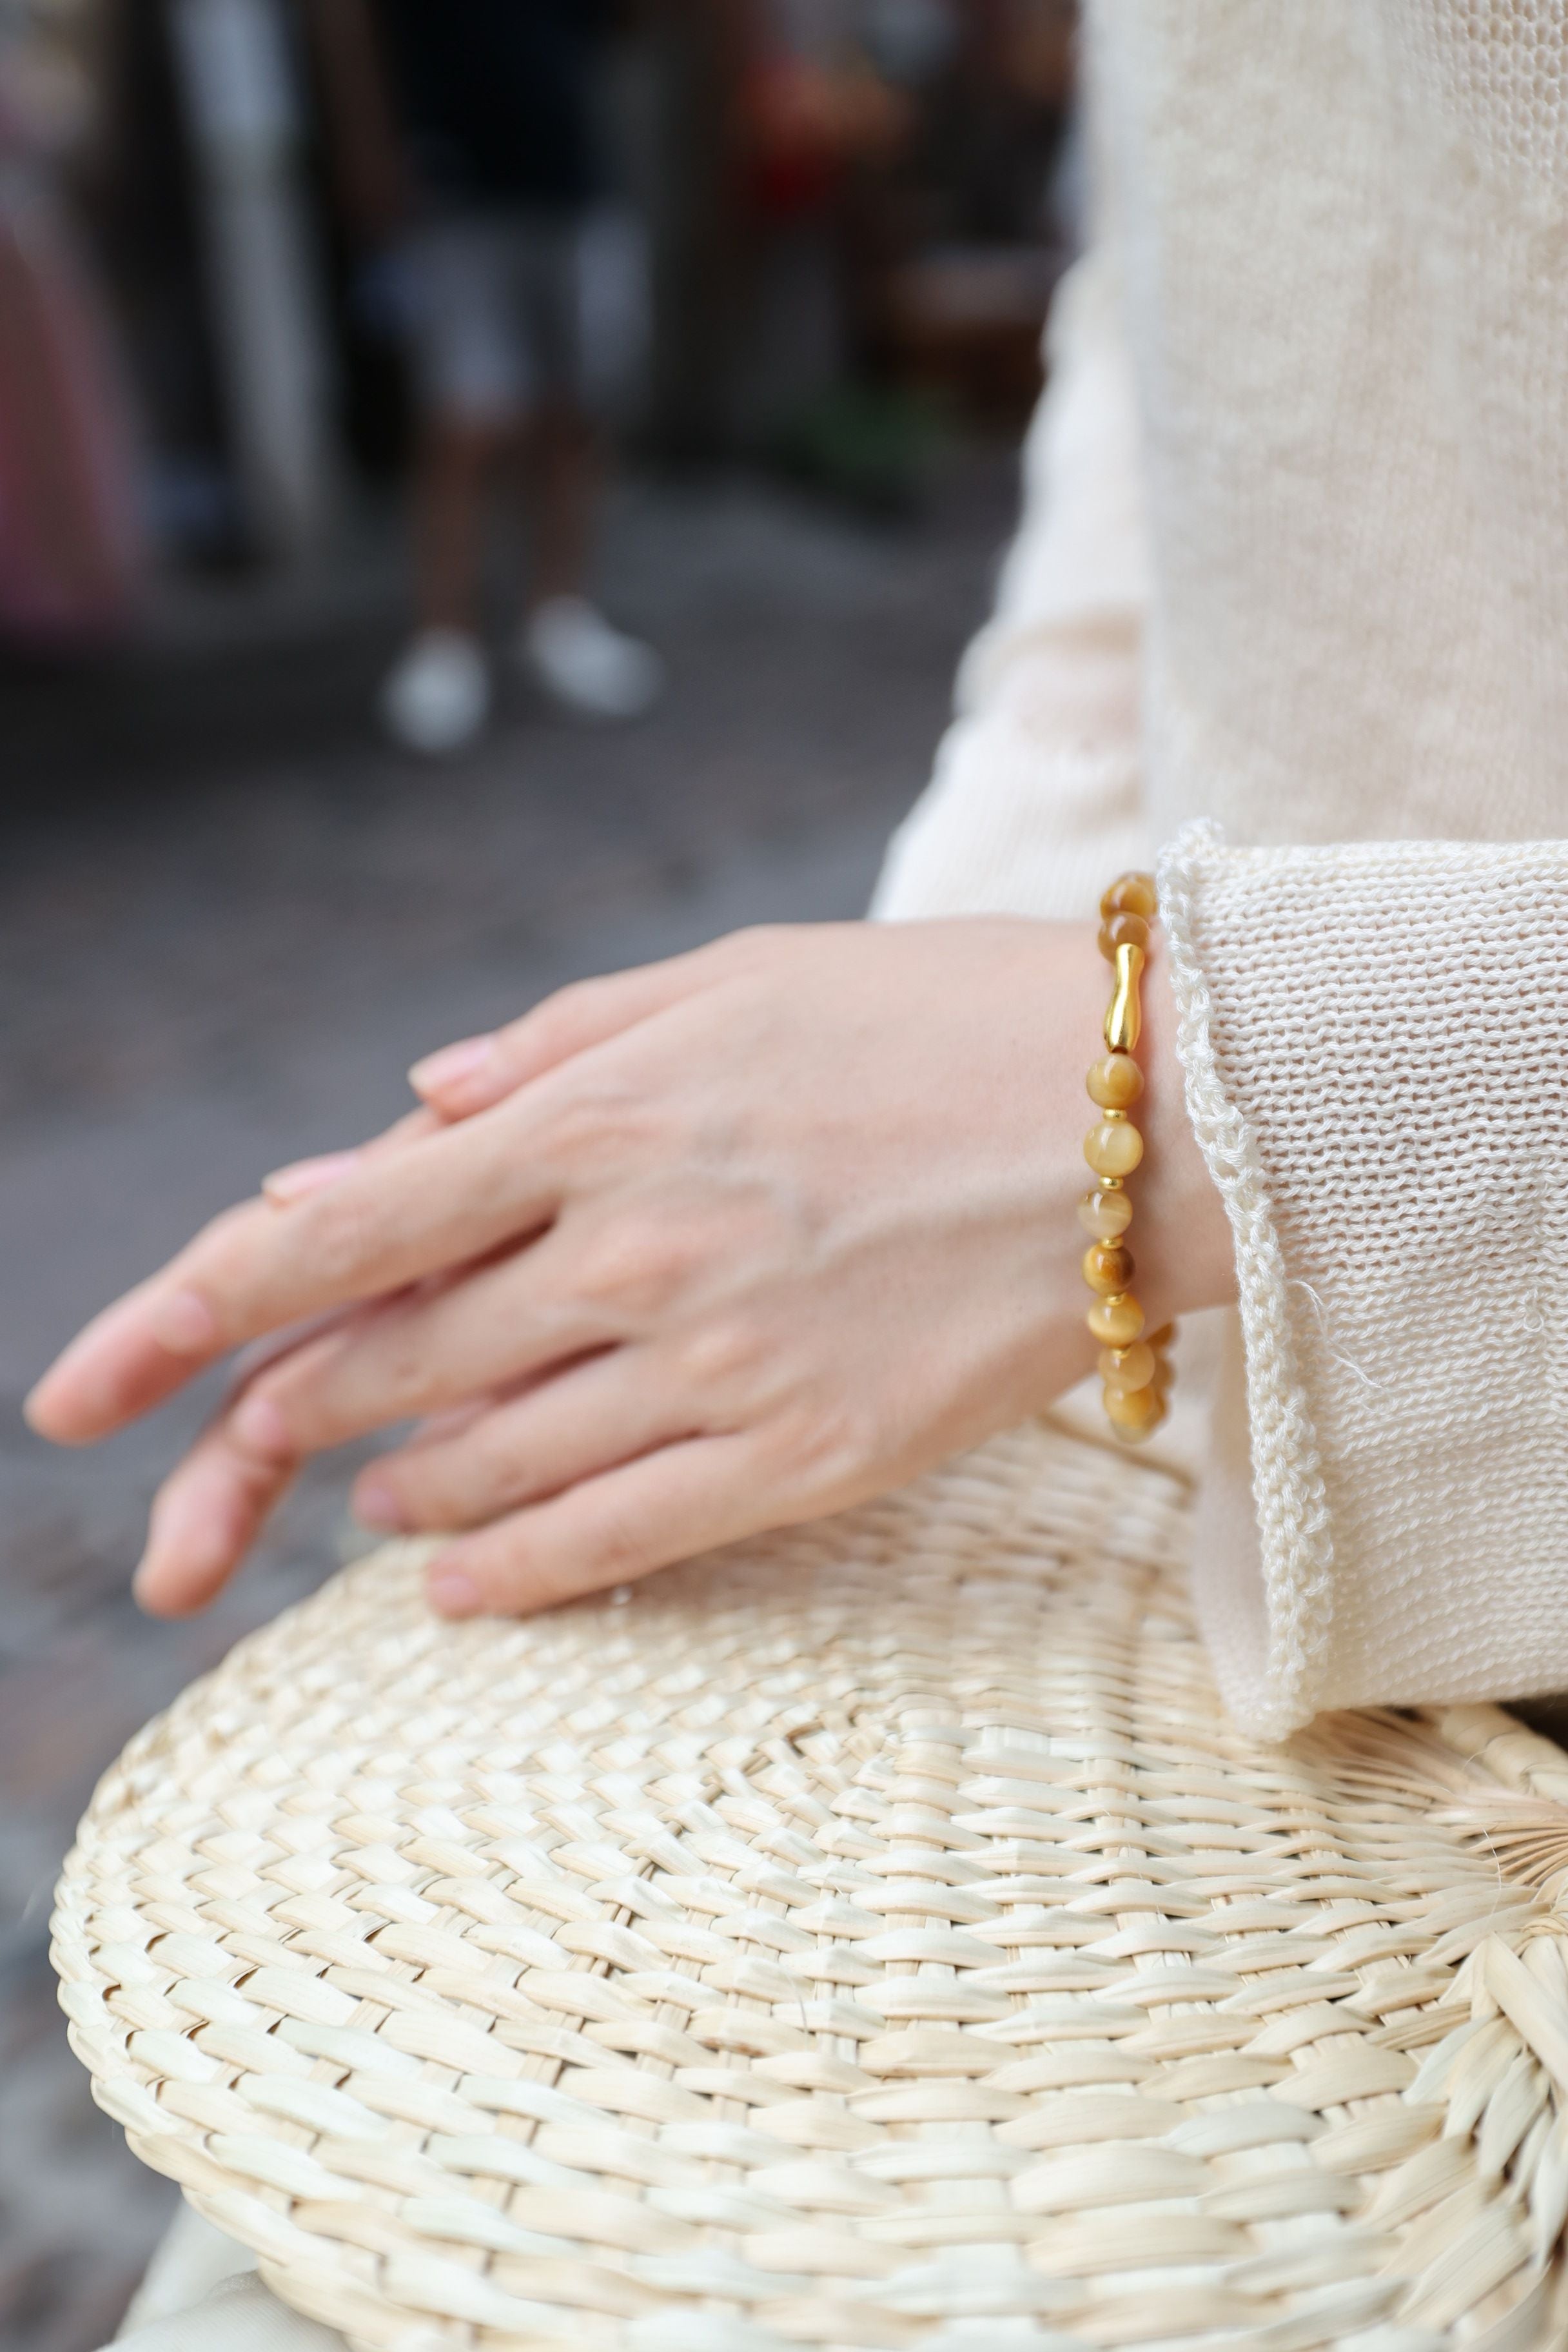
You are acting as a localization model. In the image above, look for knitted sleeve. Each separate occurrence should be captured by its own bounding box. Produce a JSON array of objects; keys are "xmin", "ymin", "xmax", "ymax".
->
[
  {"xmin": 870, "ymin": 241, "xmax": 1152, "ymax": 926},
  {"xmin": 1157, "ymin": 822, "xmax": 1568, "ymax": 1736}
]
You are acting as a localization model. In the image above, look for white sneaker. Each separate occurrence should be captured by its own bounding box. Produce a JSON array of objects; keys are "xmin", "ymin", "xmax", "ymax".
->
[
  {"xmin": 379, "ymin": 629, "xmax": 491, "ymax": 755},
  {"xmin": 520, "ymin": 596, "xmax": 664, "ymax": 720}
]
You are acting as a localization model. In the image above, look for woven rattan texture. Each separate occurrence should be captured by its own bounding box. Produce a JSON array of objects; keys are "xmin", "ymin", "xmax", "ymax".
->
[{"xmin": 51, "ymin": 1424, "xmax": 1568, "ymax": 2352}]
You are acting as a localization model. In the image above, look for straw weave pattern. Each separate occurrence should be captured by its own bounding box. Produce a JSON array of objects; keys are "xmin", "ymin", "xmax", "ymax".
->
[{"xmin": 50, "ymin": 1424, "xmax": 1568, "ymax": 2351}]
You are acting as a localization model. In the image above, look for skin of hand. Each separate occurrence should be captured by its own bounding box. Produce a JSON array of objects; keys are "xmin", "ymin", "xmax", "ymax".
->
[{"xmin": 25, "ymin": 919, "xmax": 1235, "ymax": 1622}]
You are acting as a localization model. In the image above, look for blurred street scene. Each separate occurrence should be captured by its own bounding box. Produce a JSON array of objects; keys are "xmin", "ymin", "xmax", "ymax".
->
[
  {"xmin": 0, "ymin": 3, "xmax": 1077, "ymax": 2346},
  {"xmin": 1, "ymin": 0, "xmax": 1075, "ymax": 627}
]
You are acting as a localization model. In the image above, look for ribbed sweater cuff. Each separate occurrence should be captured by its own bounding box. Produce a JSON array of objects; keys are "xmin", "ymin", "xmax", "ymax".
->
[
  {"xmin": 1157, "ymin": 824, "xmax": 1334, "ymax": 1736},
  {"xmin": 1158, "ymin": 821, "xmax": 1568, "ymax": 1734}
]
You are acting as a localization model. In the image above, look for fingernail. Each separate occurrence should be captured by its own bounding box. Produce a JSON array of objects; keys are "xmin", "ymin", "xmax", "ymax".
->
[
  {"xmin": 355, "ymin": 1478, "xmax": 407, "ymax": 1533},
  {"xmin": 150, "ymin": 1288, "xmax": 217, "ymax": 1357},
  {"xmin": 232, "ymin": 1391, "xmax": 291, "ymax": 1459},
  {"xmin": 262, "ymin": 1150, "xmax": 360, "ymax": 1205},
  {"xmin": 408, "ymin": 1035, "xmax": 495, "ymax": 1099},
  {"xmin": 427, "ymin": 1560, "xmax": 482, "ymax": 1617}
]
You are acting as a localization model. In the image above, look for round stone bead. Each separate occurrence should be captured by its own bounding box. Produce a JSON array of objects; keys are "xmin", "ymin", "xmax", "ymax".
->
[
  {"xmin": 1099, "ymin": 1339, "xmax": 1157, "ymax": 1391},
  {"xmin": 1077, "ymin": 1185, "xmax": 1133, "ymax": 1241},
  {"xmin": 1088, "ymin": 1291, "xmax": 1146, "ymax": 1346},
  {"xmin": 1101, "ymin": 873, "xmax": 1157, "ymax": 921},
  {"xmin": 1097, "ymin": 911, "xmax": 1150, "ymax": 961},
  {"xmin": 1104, "ymin": 1380, "xmax": 1165, "ymax": 1438},
  {"xmin": 1086, "ymin": 1052, "xmax": 1144, "ymax": 1110},
  {"xmin": 1084, "ymin": 1117, "xmax": 1144, "ymax": 1179},
  {"xmin": 1083, "ymin": 1242, "xmax": 1134, "ymax": 1295}
]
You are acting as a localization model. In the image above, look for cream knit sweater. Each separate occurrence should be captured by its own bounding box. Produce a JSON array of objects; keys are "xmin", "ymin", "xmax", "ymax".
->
[{"xmin": 875, "ymin": 0, "xmax": 1568, "ymax": 1740}]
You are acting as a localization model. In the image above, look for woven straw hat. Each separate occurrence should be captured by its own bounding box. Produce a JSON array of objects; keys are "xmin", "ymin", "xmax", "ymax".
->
[{"xmin": 51, "ymin": 1422, "xmax": 1568, "ymax": 2351}]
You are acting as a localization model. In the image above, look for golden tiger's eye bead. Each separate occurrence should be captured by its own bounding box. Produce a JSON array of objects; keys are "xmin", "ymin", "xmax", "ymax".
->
[
  {"xmin": 1086, "ymin": 1052, "xmax": 1144, "ymax": 1110},
  {"xmin": 1084, "ymin": 1117, "xmax": 1144, "ymax": 1179},
  {"xmin": 1105, "ymin": 1380, "xmax": 1166, "ymax": 1438},
  {"xmin": 1097, "ymin": 911, "xmax": 1150, "ymax": 961},
  {"xmin": 1088, "ymin": 1292, "xmax": 1146, "ymax": 1346},
  {"xmin": 1083, "ymin": 1242, "xmax": 1134, "ymax": 1295},
  {"xmin": 1077, "ymin": 1185, "xmax": 1133, "ymax": 1241},
  {"xmin": 1101, "ymin": 872, "xmax": 1157, "ymax": 922},
  {"xmin": 1099, "ymin": 1339, "xmax": 1157, "ymax": 1391}
]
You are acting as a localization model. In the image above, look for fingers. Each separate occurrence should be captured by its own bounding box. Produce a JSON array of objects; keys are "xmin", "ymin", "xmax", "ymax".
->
[
  {"xmin": 364, "ymin": 1102, "xmax": 447, "ymax": 1155},
  {"xmin": 136, "ymin": 1300, "xmax": 491, "ymax": 1612},
  {"xmin": 133, "ymin": 1415, "xmax": 297, "ymax": 1617},
  {"xmin": 28, "ymin": 1109, "xmax": 451, "ymax": 1443},
  {"xmin": 351, "ymin": 1346, "xmax": 690, "ymax": 1534},
  {"xmin": 26, "ymin": 1106, "xmax": 564, "ymax": 1444},
  {"xmin": 25, "ymin": 1226, "xmax": 251, "ymax": 1444},
  {"xmin": 226, "ymin": 1231, "xmax": 603, "ymax": 1458},
  {"xmin": 262, "ymin": 1150, "xmax": 362, "ymax": 1206},
  {"xmin": 28, "ymin": 941, "xmax": 745, "ymax": 1449},
  {"xmin": 261, "ymin": 1104, "xmax": 442, "ymax": 1206},
  {"xmin": 407, "ymin": 941, "xmax": 738, "ymax": 1118},
  {"xmin": 420, "ymin": 1433, "xmax": 767, "ymax": 1617},
  {"xmin": 29, "ymin": 947, "xmax": 743, "ymax": 1449}
]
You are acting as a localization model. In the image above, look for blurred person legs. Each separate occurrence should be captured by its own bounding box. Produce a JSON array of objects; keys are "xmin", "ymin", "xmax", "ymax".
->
[
  {"xmin": 380, "ymin": 207, "xmax": 661, "ymax": 756},
  {"xmin": 518, "ymin": 390, "xmax": 663, "ymax": 722}
]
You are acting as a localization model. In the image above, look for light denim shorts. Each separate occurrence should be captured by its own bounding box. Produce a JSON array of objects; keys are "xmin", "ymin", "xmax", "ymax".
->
[{"xmin": 402, "ymin": 206, "xmax": 648, "ymax": 424}]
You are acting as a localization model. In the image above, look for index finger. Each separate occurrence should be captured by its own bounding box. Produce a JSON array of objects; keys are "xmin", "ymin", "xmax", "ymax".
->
[{"xmin": 24, "ymin": 1100, "xmax": 562, "ymax": 1444}]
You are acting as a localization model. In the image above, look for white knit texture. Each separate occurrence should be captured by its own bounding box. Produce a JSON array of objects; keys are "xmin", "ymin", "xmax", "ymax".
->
[
  {"xmin": 873, "ymin": 1, "xmax": 1568, "ymax": 1732},
  {"xmin": 1157, "ymin": 827, "xmax": 1334, "ymax": 1738},
  {"xmin": 871, "ymin": 244, "xmax": 1152, "ymax": 930},
  {"xmin": 1090, "ymin": 0, "xmax": 1568, "ymax": 859},
  {"xmin": 1162, "ymin": 827, "xmax": 1568, "ymax": 1728}
]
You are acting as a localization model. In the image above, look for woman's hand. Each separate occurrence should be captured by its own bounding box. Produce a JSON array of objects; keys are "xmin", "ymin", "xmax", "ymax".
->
[{"xmin": 25, "ymin": 921, "xmax": 1233, "ymax": 1620}]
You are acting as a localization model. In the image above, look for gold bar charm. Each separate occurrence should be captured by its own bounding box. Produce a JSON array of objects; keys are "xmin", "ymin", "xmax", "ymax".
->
[{"xmin": 1104, "ymin": 941, "xmax": 1146, "ymax": 1054}]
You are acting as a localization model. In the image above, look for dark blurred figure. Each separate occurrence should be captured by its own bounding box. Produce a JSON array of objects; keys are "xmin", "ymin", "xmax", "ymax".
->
[
  {"xmin": 311, "ymin": 0, "xmax": 663, "ymax": 756},
  {"xmin": 0, "ymin": 0, "xmax": 143, "ymax": 646}
]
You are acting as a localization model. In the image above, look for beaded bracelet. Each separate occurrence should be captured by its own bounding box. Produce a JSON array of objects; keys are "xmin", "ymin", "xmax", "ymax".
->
[{"xmin": 1078, "ymin": 870, "xmax": 1173, "ymax": 1442}]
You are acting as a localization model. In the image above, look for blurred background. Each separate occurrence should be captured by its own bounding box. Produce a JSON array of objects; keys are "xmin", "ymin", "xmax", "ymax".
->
[{"xmin": 0, "ymin": 3, "xmax": 1077, "ymax": 2343}]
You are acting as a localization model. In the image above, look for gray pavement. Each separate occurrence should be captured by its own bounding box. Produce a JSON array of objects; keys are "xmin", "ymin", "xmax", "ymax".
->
[{"xmin": 0, "ymin": 453, "xmax": 1016, "ymax": 2352}]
